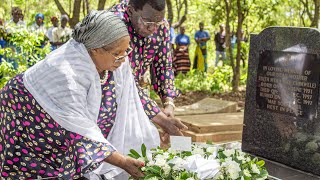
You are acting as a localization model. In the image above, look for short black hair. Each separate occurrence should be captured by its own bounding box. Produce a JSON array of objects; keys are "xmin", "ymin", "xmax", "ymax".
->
[
  {"xmin": 129, "ymin": 0, "xmax": 165, "ymax": 11},
  {"xmin": 11, "ymin": 7, "xmax": 22, "ymax": 14}
]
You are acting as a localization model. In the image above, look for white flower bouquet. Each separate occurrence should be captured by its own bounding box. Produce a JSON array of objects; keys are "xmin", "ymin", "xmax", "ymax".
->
[{"xmin": 128, "ymin": 143, "xmax": 268, "ymax": 180}]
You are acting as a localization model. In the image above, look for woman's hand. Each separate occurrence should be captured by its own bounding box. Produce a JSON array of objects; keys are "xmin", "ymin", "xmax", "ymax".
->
[
  {"xmin": 121, "ymin": 157, "xmax": 145, "ymax": 179},
  {"xmin": 104, "ymin": 152, "xmax": 144, "ymax": 179}
]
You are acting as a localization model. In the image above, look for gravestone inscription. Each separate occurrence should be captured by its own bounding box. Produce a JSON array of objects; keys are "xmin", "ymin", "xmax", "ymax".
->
[{"xmin": 242, "ymin": 27, "xmax": 320, "ymax": 177}]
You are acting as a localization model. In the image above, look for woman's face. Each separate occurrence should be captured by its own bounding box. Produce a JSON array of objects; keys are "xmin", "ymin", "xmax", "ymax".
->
[{"xmin": 90, "ymin": 36, "xmax": 130, "ymax": 72}]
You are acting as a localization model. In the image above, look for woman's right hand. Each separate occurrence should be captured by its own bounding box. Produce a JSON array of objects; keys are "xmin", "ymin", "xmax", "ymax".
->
[
  {"xmin": 121, "ymin": 157, "xmax": 145, "ymax": 179},
  {"xmin": 104, "ymin": 152, "xmax": 145, "ymax": 179}
]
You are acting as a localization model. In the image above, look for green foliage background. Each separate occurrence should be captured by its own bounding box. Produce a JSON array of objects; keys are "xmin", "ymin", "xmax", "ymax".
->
[{"xmin": 0, "ymin": 0, "xmax": 319, "ymax": 92}]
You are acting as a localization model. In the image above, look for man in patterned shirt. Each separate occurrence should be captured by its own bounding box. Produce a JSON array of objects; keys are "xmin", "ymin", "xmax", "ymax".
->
[{"xmin": 112, "ymin": 0, "xmax": 186, "ymax": 137}]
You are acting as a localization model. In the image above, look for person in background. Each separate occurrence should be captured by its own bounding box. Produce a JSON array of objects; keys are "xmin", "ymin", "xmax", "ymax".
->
[
  {"xmin": 193, "ymin": 22, "xmax": 210, "ymax": 72},
  {"xmin": 29, "ymin": 13, "xmax": 47, "ymax": 35},
  {"xmin": 52, "ymin": 14, "xmax": 72, "ymax": 48},
  {"xmin": 214, "ymin": 24, "xmax": 226, "ymax": 67},
  {"xmin": 46, "ymin": 16, "xmax": 59, "ymax": 51},
  {"xmin": 173, "ymin": 26, "xmax": 191, "ymax": 75},
  {"xmin": 0, "ymin": 18, "xmax": 6, "ymax": 63},
  {"xmin": 230, "ymin": 30, "xmax": 237, "ymax": 50},
  {"xmin": 4, "ymin": 7, "xmax": 26, "ymax": 69},
  {"xmin": 5, "ymin": 7, "xmax": 26, "ymax": 32},
  {"xmin": 168, "ymin": 18, "xmax": 176, "ymax": 50}
]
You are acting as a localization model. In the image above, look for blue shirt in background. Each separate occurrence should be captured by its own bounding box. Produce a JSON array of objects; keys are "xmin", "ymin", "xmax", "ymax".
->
[
  {"xmin": 175, "ymin": 34, "xmax": 190, "ymax": 46},
  {"xmin": 0, "ymin": 39, "xmax": 6, "ymax": 63},
  {"xmin": 194, "ymin": 30, "xmax": 210, "ymax": 47}
]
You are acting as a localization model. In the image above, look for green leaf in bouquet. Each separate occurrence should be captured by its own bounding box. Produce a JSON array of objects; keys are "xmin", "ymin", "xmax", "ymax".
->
[
  {"xmin": 180, "ymin": 171, "xmax": 189, "ymax": 179},
  {"xmin": 144, "ymin": 174, "xmax": 158, "ymax": 180},
  {"xmin": 142, "ymin": 144, "xmax": 147, "ymax": 158},
  {"xmin": 206, "ymin": 140, "xmax": 213, "ymax": 145},
  {"xmin": 256, "ymin": 160, "xmax": 265, "ymax": 167},
  {"xmin": 257, "ymin": 169, "xmax": 268, "ymax": 179},
  {"xmin": 129, "ymin": 149, "xmax": 141, "ymax": 159},
  {"xmin": 145, "ymin": 166, "xmax": 161, "ymax": 174}
]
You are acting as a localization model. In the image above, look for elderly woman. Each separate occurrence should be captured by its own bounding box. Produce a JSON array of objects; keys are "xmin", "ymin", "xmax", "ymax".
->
[
  {"xmin": 0, "ymin": 11, "xmax": 158, "ymax": 179},
  {"xmin": 29, "ymin": 13, "xmax": 47, "ymax": 35}
]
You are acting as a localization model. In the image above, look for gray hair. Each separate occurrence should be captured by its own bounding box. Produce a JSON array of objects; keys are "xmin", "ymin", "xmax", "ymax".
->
[
  {"xmin": 61, "ymin": 14, "xmax": 69, "ymax": 21},
  {"xmin": 72, "ymin": 10, "xmax": 129, "ymax": 50}
]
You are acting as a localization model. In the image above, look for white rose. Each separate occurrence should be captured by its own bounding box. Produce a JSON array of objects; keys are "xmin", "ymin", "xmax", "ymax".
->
[
  {"xmin": 223, "ymin": 149, "xmax": 235, "ymax": 157},
  {"xmin": 222, "ymin": 160, "xmax": 241, "ymax": 179},
  {"xmin": 186, "ymin": 178, "xmax": 195, "ymax": 180},
  {"xmin": 251, "ymin": 164, "xmax": 260, "ymax": 174},
  {"xmin": 243, "ymin": 169, "xmax": 251, "ymax": 177},
  {"xmin": 168, "ymin": 148, "xmax": 177, "ymax": 154},
  {"xmin": 193, "ymin": 147, "xmax": 205, "ymax": 155},
  {"xmin": 163, "ymin": 152, "xmax": 170, "ymax": 159},
  {"xmin": 147, "ymin": 160, "xmax": 155, "ymax": 166},
  {"xmin": 155, "ymin": 157, "xmax": 167, "ymax": 167},
  {"xmin": 163, "ymin": 164, "xmax": 171, "ymax": 175}
]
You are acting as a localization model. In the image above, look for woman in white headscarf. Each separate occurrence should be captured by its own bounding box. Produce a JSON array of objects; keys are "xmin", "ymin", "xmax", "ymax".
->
[{"xmin": 0, "ymin": 11, "xmax": 147, "ymax": 179}]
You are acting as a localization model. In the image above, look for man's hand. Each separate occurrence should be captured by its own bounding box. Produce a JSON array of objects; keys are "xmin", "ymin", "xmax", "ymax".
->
[
  {"xmin": 163, "ymin": 104, "xmax": 175, "ymax": 117},
  {"xmin": 152, "ymin": 112, "xmax": 188, "ymax": 136}
]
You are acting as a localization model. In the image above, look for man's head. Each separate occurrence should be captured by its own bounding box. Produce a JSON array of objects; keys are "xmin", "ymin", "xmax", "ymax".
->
[
  {"xmin": 51, "ymin": 16, "xmax": 59, "ymax": 27},
  {"xmin": 199, "ymin": 22, "xmax": 204, "ymax": 31},
  {"xmin": 11, "ymin": 7, "xmax": 23, "ymax": 23},
  {"xmin": 127, "ymin": 0, "xmax": 166, "ymax": 37},
  {"xmin": 35, "ymin": 13, "xmax": 44, "ymax": 26},
  {"xmin": 180, "ymin": 26, "xmax": 185, "ymax": 34},
  {"xmin": 60, "ymin": 14, "xmax": 69, "ymax": 28},
  {"xmin": 219, "ymin": 24, "xmax": 225, "ymax": 32}
]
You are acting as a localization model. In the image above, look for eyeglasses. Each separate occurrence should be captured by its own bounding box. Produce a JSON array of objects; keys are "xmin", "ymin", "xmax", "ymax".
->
[
  {"xmin": 103, "ymin": 46, "xmax": 133, "ymax": 63},
  {"xmin": 138, "ymin": 16, "xmax": 165, "ymax": 29}
]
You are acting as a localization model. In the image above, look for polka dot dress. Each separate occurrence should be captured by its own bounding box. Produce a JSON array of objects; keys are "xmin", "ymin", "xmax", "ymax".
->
[{"xmin": 0, "ymin": 74, "xmax": 117, "ymax": 179}]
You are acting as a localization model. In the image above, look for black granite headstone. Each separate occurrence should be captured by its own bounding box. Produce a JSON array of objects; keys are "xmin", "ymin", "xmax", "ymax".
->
[{"xmin": 243, "ymin": 27, "xmax": 320, "ymax": 177}]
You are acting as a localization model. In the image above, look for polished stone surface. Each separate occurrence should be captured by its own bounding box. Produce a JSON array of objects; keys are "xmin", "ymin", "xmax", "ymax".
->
[
  {"xmin": 262, "ymin": 157, "xmax": 320, "ymax": 180},
  {"xmin": 242, "ymin": 27, "xmax": 320, "ymax": 176}
]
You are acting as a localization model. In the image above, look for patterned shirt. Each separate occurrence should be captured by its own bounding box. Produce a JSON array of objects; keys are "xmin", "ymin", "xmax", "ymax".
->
[
  {"xmin": 52, "ymin": 26, "xmax": 72, "ymax": 46},
  {"xmin": 112, "ymin": 3, "xmax": 180, "ymax": 102}
]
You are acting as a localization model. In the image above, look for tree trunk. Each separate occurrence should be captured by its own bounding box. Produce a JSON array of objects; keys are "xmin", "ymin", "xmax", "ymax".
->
[
  {"xmin": 172, "ymin": 0, "xmax": 188, "ymax": 29},
  {"xmin": 86, "ymin": 0, "xmax": 90, "ymax": 15},
  {"xmin": 54, "ymin": 0, "xmax": 68, "ymax": 16},
  {"xmin": 166, "ymin": 0, "xmax": 174, "ymax": 21},
  {"xmin": 98, "ymin": 0, "xmax": 106, "ymax": 10},
  {"xmin": 224, "ymin": 0, "xmax": 234, "ymax": 73},
  {"xmin": 69, "ymin": 0, "xmax": 82, "ymax": 28},
  {"xmin": 83, "ymin": 0, "xmax": 86, "ymax": 17},
  {"xmin": 310, "ymin": 0, "xmax": 319, "ymax": 27},
  {"xmin": 233, "ymin": 0, "xmax": 244, "ymax": 92}
]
